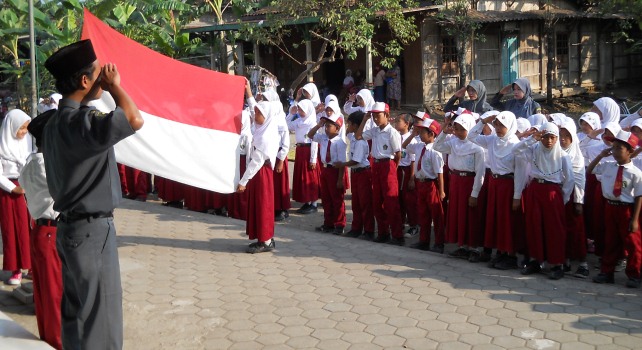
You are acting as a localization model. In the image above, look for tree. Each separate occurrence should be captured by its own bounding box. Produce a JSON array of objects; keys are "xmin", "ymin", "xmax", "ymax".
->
[
  {"xmin": 233, "ymin": 0, "xmax": 419, "ymax": 90},
  {"xmin": 434, "ymin": 0, "xmax": 483, "ymax": 89}
]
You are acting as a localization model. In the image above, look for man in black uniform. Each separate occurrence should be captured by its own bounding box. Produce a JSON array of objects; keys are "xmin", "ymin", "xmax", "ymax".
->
[{"xmin": 43, "ymin": 39, "xmax": 144, "ymax": 349}]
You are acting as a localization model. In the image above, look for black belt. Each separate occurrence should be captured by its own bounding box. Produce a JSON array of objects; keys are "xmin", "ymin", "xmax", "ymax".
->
[
  {"xmin": 416, "ymin": 177, "xmax": 437, "ymax": 183},
  {"xmin": 607, "ymin": 200, "xmax": 633, "ymax": 206},
  {"xmin": 374, "ymin": 158, "xmax": 392, "ymax": 163},
  {"xmin": 296, "ymin": 143, "xmax": 311, "ymax": 147},
  {"xmin": 492, "ymin": 173, "xmax": 514, "ymax": 179},
  {"xmin": 533, "ymin": 178, "xmax": 560, "ymax": 186},
  {"xmin": 450, "ymin": 170, "xmax": 475, "ymax": 177},
  {"xmin": 35, "ymin": 218, "xmax": 57, "ymax": 227},
  {"xmin": 58, "ymin": 211, "xmax": 113, "ymax": 224},
  {"xmin": 351, "ymin": 166, "xmax": 370, "ymax": 174}
]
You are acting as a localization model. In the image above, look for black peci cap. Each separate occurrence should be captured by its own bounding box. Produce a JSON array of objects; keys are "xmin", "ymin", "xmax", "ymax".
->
[{"xmin": 45, "ymin": 39, "xmax": 97, "ymax": 80}]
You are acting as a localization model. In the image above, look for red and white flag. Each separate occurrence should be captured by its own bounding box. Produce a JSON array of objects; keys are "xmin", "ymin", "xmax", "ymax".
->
[{"xmin": 81, "ymin": 9, "xmax": 245, "ymax": 193}]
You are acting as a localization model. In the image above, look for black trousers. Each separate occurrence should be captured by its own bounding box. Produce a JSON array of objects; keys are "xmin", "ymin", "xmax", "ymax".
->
[{"xmin": 56, "ymin": 217, "xmax": 123, "ymax": 350}]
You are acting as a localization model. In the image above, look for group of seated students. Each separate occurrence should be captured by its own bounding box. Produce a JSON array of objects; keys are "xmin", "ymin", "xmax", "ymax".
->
[{"xmin": 129, "ymin": 77, "xmax": 642, "ymax": 288}]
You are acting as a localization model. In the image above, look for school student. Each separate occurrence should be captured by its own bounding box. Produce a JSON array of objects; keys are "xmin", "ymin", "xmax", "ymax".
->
[
  {"xmin": 307, "ymin": 101, "xmax": 349, "ymax": 235},
  {"xmin": 468, "ymin": 111, "xmax": 525, "ymax": 269},
  {"xmin": 287, "ymin": 99, "xmax": 321, "ymax": 214},
  {"xmin": 434, "ymin": 113, "xmax": 486, "ymax": 259},
  {"xmin": 395, "ymin": 113, "xmax": 418, "ymax": 236},
  {"xmin": 403, "ymin": 119, "xmax": 445, "ymax": 252},
  {"xmin": 237, "ymin": 101, "xmax": 280, "ymax": 253},
  {"xmin": 355, "ymin": 102, "xmax": 404, "ymax": 245},
  {"xmin": 513, "ymin": 122, "xmax": 574, "ymax": 280},
  {"xmin": 337, "ymin": 111, "xmax": 375, "ymax": 239},
  {"xmin": 590, "ymin": 130, "xmax": 642, "ymax": 288},
  {"xmin": 0, "ymin": 109, "xmax": 32, "ymax": 285}
]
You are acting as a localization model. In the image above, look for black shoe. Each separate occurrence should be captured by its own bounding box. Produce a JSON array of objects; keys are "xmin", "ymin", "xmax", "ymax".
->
[
  {"xmin": 296, "ymin": 203, "xmax": 310, "ymax": 213},
  {"xmin": 388, "ymin": 237, "xmax": 405, "ymax": 246},
  {"xmin": 430, "ymin": 244, "xmax": 444, "ymax": 254},
  {"xmin": 315, "ymin": 225, "xmax": 334, "ymax": 233},
  {"xmin": 410, "ymin": 242, "xmax": 431, "ymax": 251},
  {"xmin": 246, "ymin": 240, "xmax": 275, "ymax": 254},
  {"xmin": 593, "ymin": 273, "xmax": 615, "ymax": 284},
  {"xmin": 448, "ymin": 247, "xmax": 470, "ymax": 259},
  {"xmin": 300, "ymin": 205, "xmax": 318, "ymax": 215},
  {"xmin": 574, "ymin": 266, "xmax": 590, "ymax": 279},
  {"xmin": 362, "ymin": 232, "xmax": 375, "ymax": 241},
  {"xmin": 520, "ymin": 261, "xmax": 541, "ymax": 275},
  {"xmin": 346, "ymin": 230, "xmax": 363, "ymax": 238},
  {"xmin": 549, "ymin": 266, "xmax": 564, "ymax": 280},
  {"xmin": 626, "ymin": 278, "xmax": 641, "ymax": 288},
  {"xmin": 468, "ymin": 250, "xmax": 481, "ymax": 263},
  {"xmin": 373, "ymin": 234, "xmax": 390, "ymax": 243},
  {"xmin": 495, "ymin": 256, "xmax": 518, "ymax": 270},
  {"xmin": 333, "ymin": 226, "xmax": 345, "ymax": 235},
  {"xmin": 488, "ymin": 254, "xmax": 505, "ymax": 268}
]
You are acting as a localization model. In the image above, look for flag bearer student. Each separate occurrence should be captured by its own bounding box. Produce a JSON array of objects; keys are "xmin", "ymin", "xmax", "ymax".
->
[
  {"xmin": 43, "ymin": 39, "xmax": 144, "ymax": 350},
  {"xmin": 558, "ymin": 118, "xmax": 590, "ymax": 278},
  {"xmin": 19, "ymin": 112, "xmax": 62, "ymax": 350},
  {"xmin": 590, "ymin": 130, "xmax": 642, "ymax": 288},
  {"xmin": 307, "ymin": 101, "xmax": 349, "ymax": 235},
  {"xmin": 434, "ymin": 112, "xmax": 486, "ymax": 259},
  {"xmin": 513, "ymin": 122, "xmax": 574, "ymax": 280},
  {"xmin": 335, "ymin": 111, "xmax": 375, "ymax": 239},
  {"xmin": 0, "ymin": 109, "xmax": 32, "ymax": 286},
  {"xmin": 287, "ymin": 99, "xmax": 321, "ymax": 214},
  {"xmin": 402, "ymin": 119, "xmax": 446, "ymax": 253},
  {"xmin": 355, "ymin": 102, "xmax": 405, "ymax": 245},
  {"xmin": 395, "ymin": 113, "xmax": 419, "ymax": 236},
  {"xmin": 467, "ymin": 111, "xmax": 526, "ymax": 270},
  {"xmin": 237, "ymin": 101, "xmax": 280, "ymax": 253}
]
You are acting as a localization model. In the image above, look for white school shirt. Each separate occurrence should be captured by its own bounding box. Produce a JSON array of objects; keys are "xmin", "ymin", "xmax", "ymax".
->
[
  {"xmin": 348, "ymin": 134, "xmax": 371, "ymax": 168},
  {"xmin": 593, "ymin": 160, "xmax": 642, "ymax": 203},
  {"xmin": 361, "ymin": 123, "xmax": 402, "ymax": 160},
  {"xmin": 512, "ymin": 136, "xmax": 575, "ymax": 204},
  {"xmin": 468, "ymin": 121, "xmax": 525, "ymax": 199},
  {"xmin": 239, "ymin": 146, "xmax": 268, "ymax": 187},
  {"xmin": 433, "ymin": 132, "xmax": 486, "ymax": 198},
  {"xmin": 407, "ymin": 142, "xmax": 443, "ymax": 180},
  {"xmin": 313, "ymin": 133, "xmax": 348, "ymax": 165},
  {"xmin": 18, "ymin": 153, "xmax": 57, "ymax": 220},
  {"xmin": 286, "ymin": 112, "xmax": 318, "ymax": 162},
  {"xmin": 399, "ymin": 132, "xmax": 416, "ymax": 167}
]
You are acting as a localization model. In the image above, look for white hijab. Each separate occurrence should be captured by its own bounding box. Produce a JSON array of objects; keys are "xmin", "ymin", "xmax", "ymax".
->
[
  {"xmin": 559, "ymin": 118, "xmax": 584, "ymax": 171},
  {"xmin": 528, "ymin": 113, "xmax": 547, "ymax": 128},
  {"xmin": 594, "ymin": 97, "xmax": 620, "ymax": 127},
  {"xmin": 0, "ymin": 109, "xmax": 32, "ymax": 166},
  {"xmin": 253, "ymin": 101, "xmax": 280, "ymax": 169},
  {"xmin": 533, "ymin": 122, "xmax": 563, "ymax": 176},
  {"xmin": 452, "ymin": 113, "xmax": 480, "ymax": 156},
  {"xmin": 302, "ymin": 83, "xmax": 321, "ymax": 107},
  {"xmin": 493, "ymin": 111, "xmax": 519, "ymax": 158},
  {"xmin": 356, "ymin": 89, "xmax": 375, "ymax": 112}
]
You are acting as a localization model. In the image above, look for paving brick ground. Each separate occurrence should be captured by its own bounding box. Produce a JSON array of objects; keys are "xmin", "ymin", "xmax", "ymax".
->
[{"xmin": 2, "ymin": 195, "xmax": 642, "ymax": 349}]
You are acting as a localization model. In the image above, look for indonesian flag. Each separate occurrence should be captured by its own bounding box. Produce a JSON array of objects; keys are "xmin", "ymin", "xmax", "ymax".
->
[{"xmin": 81, "ymin": 9, "xmax": 245, "ymax": 193}]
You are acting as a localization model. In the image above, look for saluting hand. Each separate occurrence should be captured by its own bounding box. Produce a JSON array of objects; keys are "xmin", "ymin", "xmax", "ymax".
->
[{"xmin": 100, "ymin": 63, "xmax": 120, "ymax": 91}]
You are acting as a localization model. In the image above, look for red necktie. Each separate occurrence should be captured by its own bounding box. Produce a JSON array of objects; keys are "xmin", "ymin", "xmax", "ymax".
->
[
  {"xmin": 326, "ymin": 140, "xmax": 332, "ymax": 164},
  {"xmin": 613, "ymin": 165, "xmax": 624, "ymax": 197},
  {"xmin": 417, "ymin": 147, "xmax": 426, "ymax": 171}
]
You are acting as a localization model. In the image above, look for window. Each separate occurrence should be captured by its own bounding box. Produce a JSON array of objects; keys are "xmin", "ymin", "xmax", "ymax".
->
[
  {"xmin": 556, "ymin": 33, "xmax": 569, "ymax": 69},
  {"xmin": 442, "ymin": 37, "xmax": 458, "ymax": 76}
]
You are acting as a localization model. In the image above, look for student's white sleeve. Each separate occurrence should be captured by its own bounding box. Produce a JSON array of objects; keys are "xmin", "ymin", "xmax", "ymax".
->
[
  {"xmin": 239, "ymin": 147, "xmax": 268, "ymax": 186},
  {"xmin": 467, "ymin": 121, "xmax": 491, "ymax": 149},
  {"xmin": 433, "ymin": 132, "xmax": 452, "ymax": 154},
  {"xmin": 432, "ymin": 150, "xmax": 445, "ymax": 175},
  {"xmin": 561, "ymin": 156, "xmax": 575, "ymax": 204},
  {"xmin": 470, "ymin": 149, "xmax": 486, "ymax": 198}
]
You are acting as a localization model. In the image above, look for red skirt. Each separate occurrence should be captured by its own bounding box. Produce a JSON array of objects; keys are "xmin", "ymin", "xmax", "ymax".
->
[
  {"xmin": 445, "ymin": 172, "xmax": 483, "ymax": 247},
  {"xmin": 483, "ymin": 176, "xmax": 525, "ymax": 254},
  {"xmin": 156, "ymin": 177, "xmax": 185, "ymax": 202},
  {"xmin": 273, "ymin": 159, "xmax": 291, "ymax": 211},
  {"xmin": 229, "ymin": 155, "xmax": 249, "ymax": 220},
  {"xmin": 0, "ymin": 180, "xmax": 31, "ymax": 271},
  {"xmin": 292, "ymin": 145, "xmax": 320, "ymax": 203},
  {"xmin": 397, "ymin": 166, "xmax": 418, "ymax": 227},
  {"xmin": 523, "ymin": 181, "xmax": 566, "ymax": 265},
  {"xmin": 247, "ymin": 165, "xmax": 274, "ymax": 242},
  {"xmin": 30, "ymin": 223, "xmax": 62, "ymax": 350}
]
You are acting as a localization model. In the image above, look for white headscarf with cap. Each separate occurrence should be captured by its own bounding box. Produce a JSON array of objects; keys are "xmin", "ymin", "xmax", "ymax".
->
[
  {"xmin": 0, "ymin": 109, "xmax": 32, "ymax": 166},
  {"xmin": 528, "ymin": 113, "xmax": 547, "ymax": 128},
  {"xmin": 559, "ymin": 118, "xmax": 584, "ymax": 171},
  {"xmin": 533, "ymin": 122, "xmax": 564, "ymax": 177},
  {"xmin": 493, "ymin": 111, "xmax": 519, "ymax": 158},
  {"xmin": 302, "ymin": 83, "xmax": 321, "ymax": 107},
  {"xmin": 253, "ymin": 101, "xmax": 280, "ymax": 169},
  {"xmin": 594, "ymin": 97, "xmax": 620, "ymax": 127},
  {"xmin": 451, "ymin": 113, "xmax": 480, "ymax": 156}
]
